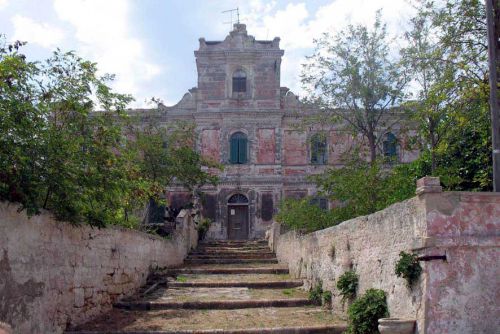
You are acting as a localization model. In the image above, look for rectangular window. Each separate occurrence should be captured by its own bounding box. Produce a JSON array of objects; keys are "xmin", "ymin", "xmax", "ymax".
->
[
  {"xmin": 261, "ymin": 193, "xmax": 274, "ymax": 221},
  {"xmin": 233, "ymin": 77, "xmax": 246, "ymax": 92}
]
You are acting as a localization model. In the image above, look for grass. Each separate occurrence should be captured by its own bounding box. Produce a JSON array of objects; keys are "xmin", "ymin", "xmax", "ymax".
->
[{"xmin": 176, "ymin": 275, "xmax": 188, "ymax": 282}]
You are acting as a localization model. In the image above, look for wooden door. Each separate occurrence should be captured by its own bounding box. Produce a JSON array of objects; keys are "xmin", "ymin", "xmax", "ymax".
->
[{"xmin": 228, "ymin": 205, "xmax": 249, "ymax": 240}]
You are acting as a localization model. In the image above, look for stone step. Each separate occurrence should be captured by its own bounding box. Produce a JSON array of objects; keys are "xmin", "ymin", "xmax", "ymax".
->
[
  {"xmin": 169, "ymin": 273, "xmax": 293, "ymax": 283},
  {"xmin": 168, "ymin": 280, "xmax": 303, "ymax": 289},
  {"xmin": 186, "ymin": 253, "xmax": 276, "ymax": 259},
  {"xmin": 184, "ymin": 258, "xmax": 278, "ymax": 265},
  {"xmin": 189, "ymin": 251, "xmax": 276, "ymax": 257},
  {"xmin": 66, "ymin": 307, "xmax": 346, "ymax": 333},
  {"xmin": 131, "ymin": 285, "xmax": 309, "ymax": 304},
  {"xmin": 196, "ymin": 247, "xmax": 272, "ymax": 253},
  {"xmin": 201, "ymin": 240, "xmax": 268, "ymax": 245},
  {"xmin": 66, "ymin": 325, "xmax": 345, "ymax": 334},
  {"xmin": 115, "ymin": 298, "xmax": 313, "ymax": 310},
  {"xmin": 165, "ymin": 267, "xmax": 289, "ymax": 275}
]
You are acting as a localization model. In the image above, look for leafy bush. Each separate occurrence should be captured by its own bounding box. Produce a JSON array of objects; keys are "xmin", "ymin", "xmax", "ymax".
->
[
  {"xmin": 308, "ymin": 283, "xmax": 324, "ymax": 305},
  {"xmin": 322, "ymin": 290, "xmax": 332, "ymax": 306},
  {"xmin": 337, "ymin": 271, "xmax": 358, "ymax": 301},
  {"xmin": 196, "ymin": 218, "xmax": 212, "ymax": 241},
  {"xmin": 0, "ymin": 40, "xmax": 219, "ymax": 228},
  {"xmin": 347, "ymin": 289, "xmax": 389, "ymax": 334},
  {"xmin": 395, "ymin": 251, "xmax": 422, "ymax": 286},
  {"xmin": 275, "ymin": 197, "xmax": 337, "ymax": 233}
]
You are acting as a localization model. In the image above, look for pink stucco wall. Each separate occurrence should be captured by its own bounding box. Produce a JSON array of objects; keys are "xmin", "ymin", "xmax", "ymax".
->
[
  {"xmin": 422, "ymin": 192, "xmax": 500, "ymax": 333},
  {"xmin": 283, "ymin": 130, "xmax": 307, "ymax": 165},
  {"xmin": 200, "ymin": 129, "xmax": 220, "ymax": 162},
  {"xmin": 257, "ymin": 128, "xmax": 276, "ymax": 164},
  {"xmin": 269, "ymin": 184, "xmax": 499, "ymax": 334}
]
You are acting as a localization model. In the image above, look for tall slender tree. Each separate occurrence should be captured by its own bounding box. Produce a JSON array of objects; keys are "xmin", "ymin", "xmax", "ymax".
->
[{"xmin": 301, "ymin": 12, "xmax": 406, "ymax": 163}]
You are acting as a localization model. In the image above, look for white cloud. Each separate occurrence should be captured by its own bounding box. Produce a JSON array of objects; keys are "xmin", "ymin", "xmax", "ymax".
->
[
  {"xmin": 12, "ymin": 15, "xmax": 65, "ymax": 48},
  {"xmin": 53, "ymin": 0, "xmax": 162, "ymax": 107},
  {"xmin": 237, "ymin": 0, "xmax": 416, "ymax": 95},
  {"xmin": 0, "ymin": 0, "xmax": 8, "ymax": 10}
]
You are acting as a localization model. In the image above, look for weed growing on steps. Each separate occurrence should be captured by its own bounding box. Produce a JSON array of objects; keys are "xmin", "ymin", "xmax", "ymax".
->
[
  {"xmin": 176, "ymin": 275, "xmax": 188, "ymax": 282},
  {"xmin": 309, "ymin": 283, "xmax": 333, "ymax": 307}
]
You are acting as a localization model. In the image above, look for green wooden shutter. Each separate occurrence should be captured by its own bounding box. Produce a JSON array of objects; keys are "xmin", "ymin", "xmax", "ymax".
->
[
  {"xmin": 238, "ymin": 137, "xmax": 247, "ymax": 163},
  {"xmin": 230, "ymin": 137, "xmax": 239, "ymax": 163}
]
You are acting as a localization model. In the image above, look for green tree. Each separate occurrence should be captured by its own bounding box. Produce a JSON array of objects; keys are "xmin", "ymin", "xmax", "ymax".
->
[
  {"xmin": 405, "ymin": 0, "xmax": 492, "ymax": 190},
  {"xmin": 0, "ymin": 39, "xmax": 220, "ymax": 227},
  {"xmin": 274, "ymin": 197, "xmax": 336, "ymax": 233},
  {"xmin": 301, "ymin": 12, "xmax": 406, "ymax": 163},
  {"xmin": 400, "ymin": 13, "xmax": 454, "ymax": 172}
]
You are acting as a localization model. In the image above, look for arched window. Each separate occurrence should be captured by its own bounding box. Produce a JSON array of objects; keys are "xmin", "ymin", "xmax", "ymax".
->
[
  {"xmin": 383, "ymin": 132, "xmax": 398, "ymax": 159},
  {"xmin": 232, "ymin": 70, "xmax": 247, "ymax": 93},
  {"xmin": 311, "ymin": 133, "xmax": 327, "ymax": 164},
  {"xmin": 229, "ymin": 132, "xmax": 248, "ymax": 164},
  {"xmin": 228, "ymin": 193, "xmax": 249, "ymax": 204}
]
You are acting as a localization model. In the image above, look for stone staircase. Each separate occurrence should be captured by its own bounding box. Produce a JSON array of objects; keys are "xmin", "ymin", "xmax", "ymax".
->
[{"xmin": 67, "ymin": 240, "xmax": 346, "ymax": 333}]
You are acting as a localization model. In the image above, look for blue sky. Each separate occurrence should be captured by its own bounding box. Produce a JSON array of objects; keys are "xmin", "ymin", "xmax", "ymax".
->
[{"xmin": 0, "ymin": 0, "xmax": 415, "ymax": 107}]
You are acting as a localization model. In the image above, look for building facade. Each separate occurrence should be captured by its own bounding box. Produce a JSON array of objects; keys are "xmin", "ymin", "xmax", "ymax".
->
[{"xmin": 133, "ymin": 24, "xmax": 418, "ymax": 240}]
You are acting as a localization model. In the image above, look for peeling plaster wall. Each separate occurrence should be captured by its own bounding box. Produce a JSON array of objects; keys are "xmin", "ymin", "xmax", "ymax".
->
[
  {"xmin": 422, "ymin": 192, "xmax": 500, "ymax": 334},
  {"xmin": 0, "ymin": 202, "xmax": 198, "ymax": 334},
  {"xmin": 269, "ymin": 191, "xmax": 500, "ymax": 334}
]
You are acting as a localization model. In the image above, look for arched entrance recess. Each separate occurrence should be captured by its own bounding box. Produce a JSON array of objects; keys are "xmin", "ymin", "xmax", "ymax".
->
[{"xmin": 227, "ymin": 193, "xmax": 249, "ymax": 240}]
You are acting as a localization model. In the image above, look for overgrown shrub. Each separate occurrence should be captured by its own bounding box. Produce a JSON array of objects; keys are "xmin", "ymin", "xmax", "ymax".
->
[
  {"xmin": 337, "ymin": 271, "xmax": 358, "ymax": 301},
  {"xmin": 308, "ymin": 283, "xmax": 324, "ymax": 305},
  {"xmin": 322, "ymin": 290, "xmax": 332, "ymax": 307},
  {"xmin": 275, "ymin": 197, "xmax": 337, "ymax": 233},
  {"xmin": 309, "ymin": 282, "xmax": 333, "ymax": 307},
  {"xmin": 395, "ymin": 251, "xmax": 422, "ymax": 286},
  {"xmin": 347, "ymin": 289, "xmax": 389, "ymax": 334},
  {"xmin": 197, "ymin": 218, "xmax": 212, "ymax": 241}
]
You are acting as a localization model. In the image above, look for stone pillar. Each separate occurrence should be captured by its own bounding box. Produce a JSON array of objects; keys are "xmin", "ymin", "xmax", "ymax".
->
[{"xmin": 415, "ymin": 176, "xmax": 442, "ymax": 195}]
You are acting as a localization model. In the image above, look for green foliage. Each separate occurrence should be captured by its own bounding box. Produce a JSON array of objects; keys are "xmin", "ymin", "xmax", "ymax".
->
[
  {"xmin": 176, "ymin": 275, "xmax": 188, "ymax": 283},
  {"xmin": 274, "ymin": 197, "xmax": 337, "ymax": 233},
  {"xmin": 302, "ymin": 11, "xmax": 406, "ymax": 163},
  {"xmin": 347, "ymin": 289, "xmax": 389, "ymax": 334},
  {"xmin": 336, "ymin": 271, "xmax": 358, "ymax": 301},
  {"xmin": 322, "ymin": 290, "xmax": 332, "ymax": 306},
  {"xmin": 400, "ymin": 0, "xmax": 492, "ymax": 190},
  {"xmin": 311, "ymin": 159, "xmax": 419, "ymax": 224},
  {"xmin": 196, "ymin": 218, "xmax": 212, "ymax": 241},
  {"xmin": 308, "ymin": 283, "xmax": 324, "ymax": 305},
  {"xmin": 395, "ymin": 251, "xmax": 422, "ymax": 286},
  {"xmin": 0, "ymin": 39, "xmax": 219, "ymax": 228}
]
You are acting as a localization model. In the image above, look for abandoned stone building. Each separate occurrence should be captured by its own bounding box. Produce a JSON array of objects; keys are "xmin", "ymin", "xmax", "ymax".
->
[{"xmin": 133, "ymin": 23, "xmax": 418, "ymax": 240}]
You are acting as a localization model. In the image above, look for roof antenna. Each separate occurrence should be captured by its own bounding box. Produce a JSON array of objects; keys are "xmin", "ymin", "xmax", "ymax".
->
[{"xmin": 222, "ymin": 7, "xmax": 240, "ymax": 28}]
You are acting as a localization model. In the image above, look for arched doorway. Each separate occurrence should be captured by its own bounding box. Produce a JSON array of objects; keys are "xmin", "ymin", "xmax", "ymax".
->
[{"xmin": 227, "ymin": 193, "xmax": 249, "ymax": 240}]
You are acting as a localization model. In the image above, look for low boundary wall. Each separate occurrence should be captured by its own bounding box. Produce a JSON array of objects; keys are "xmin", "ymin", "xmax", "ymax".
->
[
  {"xmin": 0, "ymin": 202, "xmax": 198, "ymax": 334},
  {"xmin": 268, "ymin": 178, "xmax": 499, "ymax": 333}
]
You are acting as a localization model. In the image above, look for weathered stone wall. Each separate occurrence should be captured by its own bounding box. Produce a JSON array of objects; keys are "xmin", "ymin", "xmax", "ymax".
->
[
  {"xmin": 0, "ymin": 202, "xmax": 198, "ymax": 334},
  {"xmin": 269, "ymin": 186, "xmax": 500, "ymax": 334},
  {"xmin": 269, "ymin": 197, "xmax": 427, "ymax": 327}
]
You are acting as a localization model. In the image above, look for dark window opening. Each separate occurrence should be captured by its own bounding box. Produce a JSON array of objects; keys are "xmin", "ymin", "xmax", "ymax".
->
[
  {"xmin": 311, "ymin": 134, "xmax": 327, "ymax": 164},
  {"xmin": 232, "ymin": 70, "xmax": 247, "ymax": 93},
  {"xmin": 310, "ymin": 197, "xmax": 328, "ymax": 210},
  {"xmin": 229, "ymin": 132, "xmax": 248, "ymax": 164},
  {"xmin": 201, "ymin": 193, "xmax": 217, "ymax": 221},
  {"xmin": 261, "ymin": 193, "xmax": 274, "ymax": 221},
  {"xmin": 383, "ymin": 132, "xmax": 398, "ymax": 160}
]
